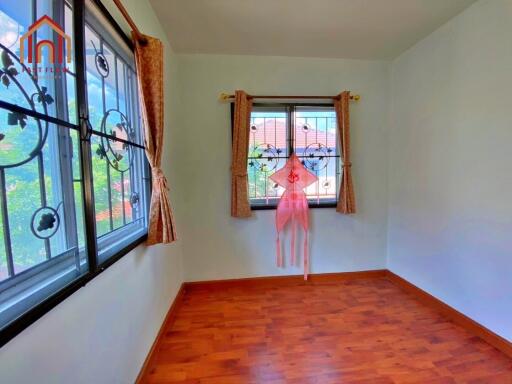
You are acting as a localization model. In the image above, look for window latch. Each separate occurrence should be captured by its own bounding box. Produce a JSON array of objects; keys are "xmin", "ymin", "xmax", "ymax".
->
[{"xmin": 79, "ymin": 113, "xmax": 93, "ymax": 142}]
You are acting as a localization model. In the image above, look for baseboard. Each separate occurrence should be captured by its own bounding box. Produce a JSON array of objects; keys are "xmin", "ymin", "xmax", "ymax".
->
[
  {"xmin": 184, "ymin": 269, "xmax": 387, "ymax": 292},
  {"xmin": 385, "ymin": 270, "xmax": 512, "ymax": 359},
  {"xmin": 135, "ymin": 283, "xmax": 186, "ymax": 384}
]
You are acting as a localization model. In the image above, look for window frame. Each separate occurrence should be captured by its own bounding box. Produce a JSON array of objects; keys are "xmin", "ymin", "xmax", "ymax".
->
[
  {"xmin": 0, "ymin": 0, "xmax": 150, "ymax": 347},
  {"xmin": 231, "ymin": 102, "xmax": 340, "ymax": 210}
]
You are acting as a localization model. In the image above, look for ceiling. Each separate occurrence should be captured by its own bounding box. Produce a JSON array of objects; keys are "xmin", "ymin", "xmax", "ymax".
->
[{"xmin": 149, "ymin": 0, "xmax": 476, "ymax": 60}]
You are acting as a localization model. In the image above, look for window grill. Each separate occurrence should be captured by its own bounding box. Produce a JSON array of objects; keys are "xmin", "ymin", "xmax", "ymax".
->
[
  {"xmin": 244, "ymin": 104, "xmax": 340, "ymax": 209},
  {"xmin": 0, "ymin": 0, "xmax": 83, "ymax": 283},
  {"xmin": 83, "ymin": 10, "xmax": 149, "ymax": 262}
]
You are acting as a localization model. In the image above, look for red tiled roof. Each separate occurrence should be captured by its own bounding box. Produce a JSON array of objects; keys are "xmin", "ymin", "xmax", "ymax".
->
[
  {"xmin": 249, "ymin": 119, "xmax": 336, "ymax": 149},
  {"xmin": 96, "ymin": 201, "xmax": 132, "ymax": 222}
]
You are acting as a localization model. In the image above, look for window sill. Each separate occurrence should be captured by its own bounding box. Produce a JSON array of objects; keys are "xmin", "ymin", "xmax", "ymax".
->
[
  {"xmin": 251, "ymin": 202, "xmax": 337, "ymax": 210},
  {"xmin": 0, "ymin": 232, "xmax": 147, "ymax": 348}
]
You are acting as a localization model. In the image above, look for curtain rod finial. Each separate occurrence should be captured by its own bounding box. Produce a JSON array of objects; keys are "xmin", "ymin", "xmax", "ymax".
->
[
  {"xmin": 219, "ymin": 92, "xmax": 231, "ymax": 102},
  {"xmin": 350, "ymin": 94, "xmax": 361, "ymax": 101}
]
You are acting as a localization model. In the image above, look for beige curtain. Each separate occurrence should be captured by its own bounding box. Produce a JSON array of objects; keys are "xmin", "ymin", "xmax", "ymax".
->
[
  {"xmin": 231, "ymin": 90, "xmax": 253, "ymax": 217},
  {"xmin": 133, "ymin": 33, "xmax": 177, "ymax": 244},
  {"xmin": 334, "ymin": 91, "xmax": 356, "ymax": 214}
]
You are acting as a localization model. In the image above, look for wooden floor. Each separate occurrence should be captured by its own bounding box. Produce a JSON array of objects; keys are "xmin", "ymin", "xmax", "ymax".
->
[{"xmin": 141, "ymin": 277, "xmax": 512, "ymax": 383}]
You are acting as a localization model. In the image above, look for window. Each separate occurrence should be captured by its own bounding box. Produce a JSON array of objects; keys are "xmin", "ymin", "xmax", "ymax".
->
[
  {"xmin": 0, "ymin": 0, "xmax": 149, "ymax": 345},
  {"xmin": 84, "ymin": 3, "xmax": 149, "ymax": 263},
  {"xmin": 242, "ymin": 104, "xmax": 339, "ymax": 209}
]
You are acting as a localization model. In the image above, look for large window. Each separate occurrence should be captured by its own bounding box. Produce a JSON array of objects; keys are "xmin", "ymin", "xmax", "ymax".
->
[
  {"xmin": 0, "ymin": 0, "xmax": 149, "ymax": 345},
  {"xmin": 243, "ymin": 104, "xmax": 340, "ymax": 208}
]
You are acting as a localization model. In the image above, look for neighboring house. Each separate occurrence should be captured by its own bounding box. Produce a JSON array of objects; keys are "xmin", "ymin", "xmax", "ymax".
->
[
  {"xmin": 249, "ymin": 118, "xmax": 337, "ymax": 151},
  {"xmin": 95, "ymin": 201, "xmax": 132, "ymax": 222},
  {"xmin": 248, "ymin": 118, "xmax": 338, "ymax": 198}
]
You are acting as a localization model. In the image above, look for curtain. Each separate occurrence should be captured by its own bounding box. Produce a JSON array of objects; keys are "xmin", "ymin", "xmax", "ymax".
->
[
  {"xmin": 133, "ymin": 33, "xmax": 177, "ymax": 244},
  {"xmin": 231, "ymin": 90, "xmax": 253, "ymax": 217},
  {"xmin": 334, "ymin": 91, "xmax": 356, "ymax": 214}
]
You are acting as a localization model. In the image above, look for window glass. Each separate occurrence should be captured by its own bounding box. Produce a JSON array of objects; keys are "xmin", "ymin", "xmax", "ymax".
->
[
  {"xmin": 0, "ymin": 113, "xmax": 88, "ymax": 327},
  {"xmin": 0, "ymin": 0, "xmax": 88, "ymax": 332},
  {"xmin": 84, "ymin": 1, "xmax": 143, "ymax": 147},
  {"xmin": 246, "ymin": 105, "xmax": 340, "ymax": 208},
  {"xmin": 90, "ymin": 134, "xmax": 149, "ymax": 263},
  {"xmin": 294, "ymin": 106, "xmax": 339, "ymax": 204},
  {"xmin": 85, "ymin": 1, "xmax": 149, "ymax": 264},
  {"xmin": 248, "ymin": 107, "xmax": 288, "ymax": 206}
]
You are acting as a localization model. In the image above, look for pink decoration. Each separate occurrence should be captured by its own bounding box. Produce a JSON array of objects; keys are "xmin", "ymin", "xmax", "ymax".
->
[{"xmin": 269, "ymin": 153, "xmax": 318, "ymax": 279}]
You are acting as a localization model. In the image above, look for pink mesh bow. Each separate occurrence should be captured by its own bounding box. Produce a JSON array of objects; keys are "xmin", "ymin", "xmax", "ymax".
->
[{"xmin": 269, "ymin": 153, "xmax": 318, "ymax": 279}]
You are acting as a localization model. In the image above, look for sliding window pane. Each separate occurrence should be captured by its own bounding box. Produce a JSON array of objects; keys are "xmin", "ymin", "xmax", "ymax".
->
[
  {"xmin": 85, "ymin": 0, "xmax": 149, "ymax": 265},
  {"xmin": 84, "ymin": 1, "xmax": 143, "ymax": 147},
  {"xmin": 0, "ymin": 109, "xmax": 87, "ymax": 330},
  {"xmin": 90, "ymin": 134, "xmax": 149, "ymax": 264},
  {"xmin": 294, "ymin": 107, "xmax": 339, "ymax": 205},
  {"xmin": 248, "ymin": 107, "xmax": 288, "ymax": 207}
]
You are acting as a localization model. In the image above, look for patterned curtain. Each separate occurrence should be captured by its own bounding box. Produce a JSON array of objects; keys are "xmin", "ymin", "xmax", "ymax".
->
[
  {"xmin": 231, "ymin": 90, "xmax": 253, "ymax": 217},
  {"xmin": 334, "ymin": 91, "xmax": 356, "ymax": 214},
  {"xmin": 133, "ymin": 33, "xmax": 177, "ymax": 244}
]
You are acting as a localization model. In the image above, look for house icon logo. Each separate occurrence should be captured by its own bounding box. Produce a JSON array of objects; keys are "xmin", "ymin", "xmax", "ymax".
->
[{"xmin": 20, "ymin": 15, "xmax": 72, "ymax": 65}]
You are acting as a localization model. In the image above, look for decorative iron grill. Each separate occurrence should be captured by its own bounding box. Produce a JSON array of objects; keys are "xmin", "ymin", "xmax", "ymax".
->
[
  {"xmin": 0, "ymin": 0, "xmax": 150, "ymax": 339},
  {"xmin": 84, "ymin": 18, "xmax": 148, "ymax": 255},
  {"xmin": 0, "ymin": 1, "xmax": 83, "ymax": 281},
  {"xmin": 0, "ymin": 2, "xmax": 149, "ymax": 284},
  {"xmin": 246, "ymin": 104, "xmax": 340, "ymax": 208}
]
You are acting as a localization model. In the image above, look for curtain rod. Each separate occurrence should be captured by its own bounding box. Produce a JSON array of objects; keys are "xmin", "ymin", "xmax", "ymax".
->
[
  {"xmin": 218, "ymin": 92, "xmax": 361, "ymax": 102},
  {"xmin": 112, "ymin": 0, "xmax": 148, "ymax": 45}
]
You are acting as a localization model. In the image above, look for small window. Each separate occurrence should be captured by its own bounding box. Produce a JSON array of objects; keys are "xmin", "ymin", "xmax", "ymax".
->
[{"xmin": 243, "ymin": 104, "xmax": 340, "ymax": 209}]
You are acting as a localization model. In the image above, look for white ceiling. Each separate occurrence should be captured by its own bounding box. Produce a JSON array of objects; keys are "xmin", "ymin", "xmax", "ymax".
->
[{"xmin": 149, "ymin": 0, "xmax": 476, "ymax": 60}]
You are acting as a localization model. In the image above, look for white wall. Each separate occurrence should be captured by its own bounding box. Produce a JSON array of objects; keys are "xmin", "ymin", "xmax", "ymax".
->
[
  {"xmin": 176, "ymin": 54, "xmax": 390, "ymax": 281},
  {"xmin": 0, "ymin": 0, "xmax": 185, "ymax": 383},
  {"xmin": 388, "ymin": 0, "xmax": 512, "ymax": 341}
]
